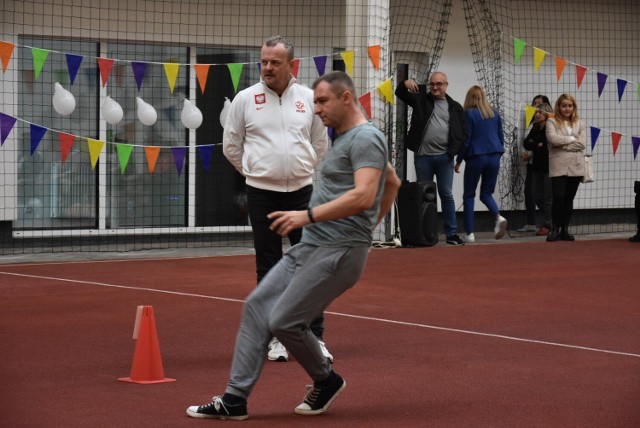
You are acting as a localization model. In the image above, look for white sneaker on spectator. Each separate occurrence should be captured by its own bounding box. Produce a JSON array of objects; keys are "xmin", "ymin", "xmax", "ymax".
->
[
  {"xmin": 494, "ymin": 216, "xmax": 507, "ymax": 239},
  {"xmin": 267, "ymin": 337, "xmax": 288, "ymax": 362},
  {"xmin": 318, "ymin": 340, "xmax": 334, "ymax": 364},
  {"xmin": 462, "ymin": 233, "xmax": 476, "ymax": 243}
]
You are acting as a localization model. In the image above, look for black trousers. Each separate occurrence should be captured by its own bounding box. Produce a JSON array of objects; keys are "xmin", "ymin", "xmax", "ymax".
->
[
  {"xmin": 246, "ymin": 184, "xmax": 324, "ymax": 339},
  {"xmin": 550, "ymin": 176, "xmax": 581, "ymax": 230}
]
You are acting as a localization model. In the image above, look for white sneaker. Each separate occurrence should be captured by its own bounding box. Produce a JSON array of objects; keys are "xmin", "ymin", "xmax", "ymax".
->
[
  {"xmin": 494, "ymin": 216, "xmax": 507, "ymax": 239},
  {"xmin": 267, "ymin": 337, "xmax": 288, "ymax": 362},
  {"xmin": 462, "ymin": 233, "xmax": 475, "ymax": 243},
  {"xmin": 318, "ymin": 340, "xmax": 334, "ymax": 364}
]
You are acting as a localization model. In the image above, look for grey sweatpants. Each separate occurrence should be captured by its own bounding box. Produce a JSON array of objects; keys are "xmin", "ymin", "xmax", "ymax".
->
[{"xmin": 225, "ymin": 243, "xmax": 370, "ymax": 399}]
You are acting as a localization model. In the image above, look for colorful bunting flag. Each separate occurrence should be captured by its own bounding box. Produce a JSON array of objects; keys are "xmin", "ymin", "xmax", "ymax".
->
[
  {"xmin": 194, "ymin": 64, "xmax": 210, "ymax": 94},
  {"xmin": 31, "ymin": 48, "xmax": 49, "ymax": 80},
  {"xmin": 616, "ymin": 79, "xmax": 627, "ymax": 102},
  {"xmin": 533, "ymin": 47, "xmax": 546, "ymax": 72},
  {"xmin": 227, "ymin": 63, "xmax": 243, "ymax": 94},
  {"xmin": 340, "ymin": 51, "xmax": 354, "ymax": 76},
  {"xmin": 97, "ymin": 57, "xmax": 114, "ymax": 88},
  {"xmin": 59, "ymin": 132, "xmax": 75, "ymax": 163},
  {"xmin": 131, "ymin": 62, "xmax": 148, "ymax": 92},
  {"xmin": 632, "ymin": 136, "xmax": 640, "ymax": 161},
  {"xmin": 590, "ymin": 126, "xmax": 601, "ymax": 151},
  {"xmin": 197, "ymin": 145, "xmax": 213, "ymax": 173},
  {"xmin": 0, "ymin": 41, "xmax": 15, "ymax": 73},
  {"xmin": 525, "ymin": 105, "xmax": 537, "ymax": 127},
  {"xmin": 0, "ymin": 112, "xmax": 17, "ymax": 146},
  {"xmin": 28, "ymin": 124, "xmax": 47, "ymax": 155},
  {"xmin": 291, "ymin": 59, "xmax": 300, "ymax": 78},
  {"xmin": 597, "ymin": 72, "xmax": 607, "ymax": 97},
  {"xmin": 87, "ymin": 138, "xmax": 105, "ymax": 170},
  {"xmin": 144, "ymin": 146, "xmax": 161, "ymax": 174},
  {"xmin": 171, "ymin": 147, "xmax": 187, "ymax": 176},
  {"xmin": 611, "ymin": 131, "xmax": 622, "ymax": 155},
  {"xmin": 65, "ymin": 54, "xmax": 83, "ymax": 85},
  {"xmin": 313, "ymin": 55, "xmax": 327, "ymax": 76},
  {"xmin": 358, "ymin": 92, "xmax": 372, "ymax": 119},
  {"xmin": 377, "ymin": 79, "xmax": 394, "ymax": 105},
  {"xmin": 116, "ymin": 143, "xmax": 134, "ymax": 173},
  {"xmin": 513, "ymin": 37, "xmax": 526, "ymax": 64},
  {"xmin": 368, "ymin": 45, "xmax": 381, "ymax": 70},
  {"xmin": 555, "ymin": 57, "xmax": 566, "ymax": 81},
  {"xmin": 576, "ymin": 65, "xmax": 587, "ymax": 89},
  {"xmin": 164, "ymin": 63, "xmax": 180, "ymax": 94}
]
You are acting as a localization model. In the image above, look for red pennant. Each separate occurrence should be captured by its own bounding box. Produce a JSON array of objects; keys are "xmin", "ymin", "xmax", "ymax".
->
[
  {"xmin": 359, "ymin": 92, "xmax": 372, "ymax": 119},
  {"xmin": 59, "ymin": 132, "xmax": 75, "ymax": 163},
  {"xmin": 576, "ymin": 65, "xmax": 587, "ymax": 89},
  {"xmin": 611, "ymin": 132, "xmax": 622, "ymax": 155},
  {"xmin": 98, "ymin": 57, "xmax": 115, "ymax": 88},
  {"xmin": 291, "ymin": 59, "xmax": 300, "ymax": 78}
]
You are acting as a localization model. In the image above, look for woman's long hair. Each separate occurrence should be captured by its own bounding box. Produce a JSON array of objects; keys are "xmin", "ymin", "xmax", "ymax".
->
[
  {"xmin": 553, "ymin": 93, "xmax": 579, "ymax": 125},
  {"xmin": 463, "ymin": 85, "xmax": 495, "ymax": 119}
]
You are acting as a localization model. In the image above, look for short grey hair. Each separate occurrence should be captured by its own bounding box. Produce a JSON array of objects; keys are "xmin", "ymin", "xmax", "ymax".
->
[{"xmin": 264, "ymin": 36, "xmax": 294, "ymax": 61}]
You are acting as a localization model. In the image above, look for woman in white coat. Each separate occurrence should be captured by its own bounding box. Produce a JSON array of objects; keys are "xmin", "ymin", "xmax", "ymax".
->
[{"xmin": 545, "ymin": 93, "xmax": 586, "ymax": 242}]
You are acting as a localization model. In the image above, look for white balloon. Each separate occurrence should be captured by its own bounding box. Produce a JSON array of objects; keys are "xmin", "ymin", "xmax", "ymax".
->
[
  {"xmin": 53, "ymin": 82, "xmax": 76, "ymax": 116},
  {"xmin": 219, "ymin": 97, "xmax": 231, "ymax": 128},
  {"xmin": 181, "ymin": 99, "xmax": 203, "ymax": 129},
  {"xmin": 136, "ymin": 97, "xmax": 157, "ymax": 126},
  {"xmin": 102, "ymin": 96, "xmax": 123, "ymax": 125}
]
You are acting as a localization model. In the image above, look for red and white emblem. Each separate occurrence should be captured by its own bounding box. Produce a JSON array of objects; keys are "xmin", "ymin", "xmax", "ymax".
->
[
  {"xmin": 295, "ymin": 100, "xmax": 305, "ymax": 113},
  {"xmin": 255, "ymin": 93, "xmax": 266, "ymax": 105}
]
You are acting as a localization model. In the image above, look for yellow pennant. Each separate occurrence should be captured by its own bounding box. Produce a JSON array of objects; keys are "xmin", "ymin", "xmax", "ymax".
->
[
  {"xmin": 377, "ymin": 79, "xmax": 394, "ymax": 105},
  {"xmin": 164, "ymin": 63, "xmax": 180, "ymax": 94},
  {"xmin": 340, "ymin": 50, "xmax": 354, "ymax": 76},
  {"xmin": 86, "ymin": 138, "xmax": 105, "ymax": 170}
]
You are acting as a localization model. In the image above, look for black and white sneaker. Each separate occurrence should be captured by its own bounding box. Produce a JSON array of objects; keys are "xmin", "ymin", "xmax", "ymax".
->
[
  {"xmin": 186, "ymin": 396, "xmax": 248, "ymax": 420},
  {"xmin": 294, "ymin": 371, "xmax": 346, "ymax": 415},
  {"xmin": 446, "ymin": 234, "xmax": 464, "ymax": 246}
]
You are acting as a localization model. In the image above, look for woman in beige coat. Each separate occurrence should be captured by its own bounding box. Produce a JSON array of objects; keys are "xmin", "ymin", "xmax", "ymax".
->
[{"xmin": 545, "ymin": 93, "xmax": 586, "ymax": 242}]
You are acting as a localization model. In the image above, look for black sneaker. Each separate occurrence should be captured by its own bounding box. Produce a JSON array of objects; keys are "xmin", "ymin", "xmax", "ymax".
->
[
  {"xmin": 629, "ymin": 233, "xmax": 640, "ymax": 243},
  {"xmin": 446, "ymin": 234, "xmax": 464, "ymax": 246},
  {"xmin": 294, "ymin": 371, "xmax": 346, "ymax": 415},
  {"xmin": 186, "ymin": 396, "xmax": 248, "ymax": 420}
]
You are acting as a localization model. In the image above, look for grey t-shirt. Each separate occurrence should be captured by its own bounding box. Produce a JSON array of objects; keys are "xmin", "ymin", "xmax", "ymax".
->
[
  {"xmin": 302, "ymin": 122, "xmax": 388, "ymax": 247},
  {"xmin": 419, "ymin": 99, "xmax": 449, "ymax": 155}
]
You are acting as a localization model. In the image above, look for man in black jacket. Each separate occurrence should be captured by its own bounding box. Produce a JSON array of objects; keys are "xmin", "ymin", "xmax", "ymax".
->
[{"xmin": 395, "ymin": 72, "xmax": 467, "ymax": 245}]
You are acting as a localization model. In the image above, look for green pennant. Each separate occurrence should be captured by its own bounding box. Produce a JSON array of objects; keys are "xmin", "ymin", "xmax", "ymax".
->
[
  {"xmin": 227, "ymin": 63, "xmax": 244, "ymax": 93},
  {"xmin": 31, "ymin": 48, "xmax": 49, "ymax": 80},
  {"xmin": 116, "ymin": 143, "xmax": 134, "ymax": 174},
  {"xmin": 513, "ymin": 37, "xmax": 526, "ymax": 65}
]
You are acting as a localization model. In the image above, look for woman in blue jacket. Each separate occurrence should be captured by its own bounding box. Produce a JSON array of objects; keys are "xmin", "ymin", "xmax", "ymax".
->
[{"xmin": 455, "ymin": 85, "xmax": 506, "ymax": 242}]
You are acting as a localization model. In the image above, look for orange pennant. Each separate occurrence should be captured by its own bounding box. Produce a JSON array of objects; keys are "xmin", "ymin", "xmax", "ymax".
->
[
  {"xmin": 368, "ymin": 45, "xmax": 380, "ymax": 70},
  {"xmin": 555, "ymin": 57, "xmax": 566, "ymax": 81},
  {"xmin": 359, "ymin": 92, "xmax": 372, "ymax": 119},
  {"xmin": 59, "ymin": 132, "xmax": 75, "ymax": 163},
  {"xmin": 194, "ymin": 64, "xmax": 210, "ymax": 94},
  {"xmin": 144, "ymin": 146, "xmax": 161, "ymax": 174},
  {"xmin": 611, "ymin": 132, "xmax": 622, "ymax": 155},
  {"xmin": 0, "ymin": 41, "xmax": 15, "ymax": 73},
  {"xmin": 292, "ymin": 59, "xmax": 300, "ymax": 78},
  {"xmin": 98, "ymin": 57, "xmax": 114, "ymax": 88},
  {"xmin": 576, "ymin": 65, "xmax": 587, "ymax": 89}
]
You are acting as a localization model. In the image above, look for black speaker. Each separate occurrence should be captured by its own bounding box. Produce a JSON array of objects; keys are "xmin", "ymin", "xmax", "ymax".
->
[{"xmin": 397, "ymin": 181, "xmax": 438, "ymax": 247}]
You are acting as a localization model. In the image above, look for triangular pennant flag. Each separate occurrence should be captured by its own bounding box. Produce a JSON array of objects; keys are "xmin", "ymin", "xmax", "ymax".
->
[
  {"xmin": 513, "ymin": 37, "xmax": 526, "ymax": 64},
  {"xmin": 0, "ymin": 112, "xmax": 17, "ymax": 146},
  {"xmin": 590, "ymin": 126, "xmax": 601, "ymax": 151},
  {"xmin": 144, "ymin": 146, "xmax": 161, "ymax": 174},
  {"xmin": 340, "ymin": 51, "xmax": 354, "ymax": 76},
  {"xmin": 313, "ymin": 55, "xmax": 327, "ymax": 76},
  {"xmin": 616, "ymin": 79, "xmax": 627, "ymax": 102},
  {"xmin": 377, "ymin": 79, "xmax": 394, "ymax": 105},
  {"xmin": 163, "ymin": 63, "xmax": 180, "ymax": 94},
  {"xmin": 368, "ymin": 45, "xmax": 381, "ymax": 70},
  {"xmin": 59, "ymin": 132, "xmax": 75, "ymax": 163},
  {"xmin": 576, "ymin": 65, "xmax": 587, "ymax": 89},
  {"xmin": 170, "ymin": 147, "xmax": 187, "ymax": 176},
  {"xmin": 358, "ymin": 92, "xmax": 372, "ymax": 119},
  {"xmin": 525, "ymin": 105, "xmax": 537, "ymax": 127},
  {"xmin": 611, "ymin": 131, "xmax": 622, "ymax": 155},
  {"xmin": 87, "ymin": 138, "xmax": 105, "ymax": 170},
  {"xmin": 597, "ymin": 72, "xmax": 608, "ymax": 97},
  {"xmin": 227, "ymin": 63, "xmax": 243, "ymax": 93},
  {"xmin": 131, "ymin": 62, "xmax": 148, "ymax": 92},
  {"xmin": 31, "ymin": 48, "xmax": 49, "ymax": 80},
  {"xmin": 533, "ymin": 47, "xmax": 546, "ymax": 72},
  {"xmin": 97, "ymin": 57, "xmax": 114, "ymax": 87},
  {"xmin": 65, "ymin": 54, "xmax": 83, "ymax": 85},
  {"xmin": 0, "ymin": 41, "xmax": 16, "ymax": 73},
  {"xmin": 632, "ymin": 136, "xmax": 640, "ymax": 161},
  {"xmin": 555, "ymin": 57, "xmax": 566, "ymax": 81},
  {"xmin": 194, "ymin": 64, "xmax": 210, "ymax": 94},
  {"xmin": 29, "ymin": 124, "xmax": 47, "ymax": 155},
  {"xmin": 291, "ymin": 59, "xmax": 300, "ymax": 78},
  {"xmin": 116, "ymin": 143, "xmax": 134, "ymax": 174},
  {"xmin": 197, "ymin": 145, "xmax": 214, "ymax": 173}
]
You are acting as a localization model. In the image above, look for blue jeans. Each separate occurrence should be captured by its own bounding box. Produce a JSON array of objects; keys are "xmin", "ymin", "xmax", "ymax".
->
[
  {"xmin": 462, "ymin": 153, "xmax": 501, "ymax": 234},
  {"xmin": 414, "ymin": 153, "xmax": 457, "ymax": 237}
]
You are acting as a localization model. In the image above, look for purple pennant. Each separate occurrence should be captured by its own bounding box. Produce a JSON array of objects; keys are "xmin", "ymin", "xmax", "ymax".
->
[
  {"xmin": 29, "ymin": 123, "xmax": 47, "ymax": 155},
  {"xmin": 632, "ymin": 136, "xmax": 640, "ymax": 161},
  {"xmin": 0, "ymin": 112, "xmax": 17, "ymax": 146},
  {"xmin": 590, "ymin": 126, "xmax": 601, "ymax": 151},
  {"xmin": 597, "ymin": 72, "xmax": 607, "ymax": 97},
  {"xmin": 314, "ymin": 55, "xmax": 327, "ymax": 76},
  {"xmin": 616, "ymin": 79, "xmax": 627, "ymax": 102},
  {"xmin": 170, "ymin": 146, "xmax": 187, "ymax": 176},
  {"xmin": 65, "ymin": 54, "xmax": 84, "ymax": 85},
  {"xmin": 197, "ymin": 145, "xmax": 213, "ymax": 173},
  {"xmin": 131, "ymin": 62, "xmax": 148, "ymax": 92}
]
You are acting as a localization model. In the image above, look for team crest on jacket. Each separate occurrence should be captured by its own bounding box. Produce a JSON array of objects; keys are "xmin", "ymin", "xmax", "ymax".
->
[
  {"xmin": 255, "ymin": 93, "xmax": 266, "ymax": 105},
  {"xmin": 295, "ymin": 100, "xmax": 306, "ymax": 113}
]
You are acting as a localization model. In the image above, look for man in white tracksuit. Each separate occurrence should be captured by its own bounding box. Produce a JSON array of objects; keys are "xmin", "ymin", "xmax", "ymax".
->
[{"xmin": 222, "ymin": 36, "xmax": 330, "ymax": 363}]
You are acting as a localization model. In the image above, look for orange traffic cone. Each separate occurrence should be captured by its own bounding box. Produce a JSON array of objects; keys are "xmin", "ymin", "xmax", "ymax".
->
[{"xmin": 119, "ymin": 305, "xmax": 176, "ymax": 384}]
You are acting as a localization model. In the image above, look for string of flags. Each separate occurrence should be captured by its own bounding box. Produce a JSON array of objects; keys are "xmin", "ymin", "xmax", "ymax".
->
[{"xmin": 513, "ymin": 35, "xmax": 640, "ymax": 160}]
